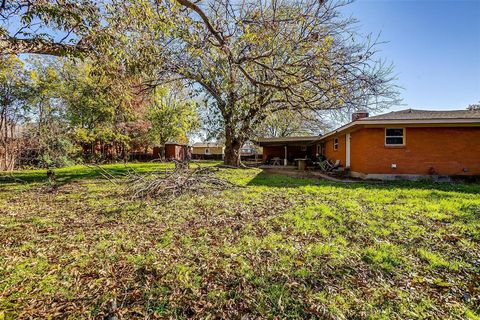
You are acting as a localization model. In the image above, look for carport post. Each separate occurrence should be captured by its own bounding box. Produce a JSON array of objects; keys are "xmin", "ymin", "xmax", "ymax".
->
[{"xmin": 284, "ymin": 145, "xmax": 287, "ymax": 166}]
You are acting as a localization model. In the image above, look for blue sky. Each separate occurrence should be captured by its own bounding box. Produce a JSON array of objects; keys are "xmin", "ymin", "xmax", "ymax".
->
[{"xmin": 341, "ymin": 0, "xmax": 480, "ymax": 111}]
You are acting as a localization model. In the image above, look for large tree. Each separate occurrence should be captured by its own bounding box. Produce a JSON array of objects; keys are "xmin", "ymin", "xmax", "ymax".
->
[
  {"xmin": 115, "ymin": 0, "xmax": 399, "ymax": 166},
  {"xmin": 26, "ymin": 57, "xmax": 81, "ymax": 167},
  {"xmin": 59, "ymin": 58, "xmax": 143, "ymax": 161}
]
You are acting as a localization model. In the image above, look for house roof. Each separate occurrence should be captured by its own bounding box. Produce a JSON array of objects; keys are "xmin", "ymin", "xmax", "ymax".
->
[
  {"xmin": 320, "ymin": 108, "xmax": 480, "ymax": 140},
  {"xmin": 254, "ymin": 109, "xmax": 480, "ymax": 146},
  {"xmin": 165, "ymin": 141, "xmax": 188, "ymax": 146},
  {"xmin": 192, "ymin": 142, "xmax": 224, "ymax": 148},
  {"xmin": 359, "ymin": 109, "xmax": 480, "ymax": 121},
  {"xmin": 254, "ymin": 135, "xmax": 322, "ymax": 146}
]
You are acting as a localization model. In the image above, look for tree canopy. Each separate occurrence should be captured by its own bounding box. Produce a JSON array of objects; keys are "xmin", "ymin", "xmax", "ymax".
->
[
  {"xmin": 111, "ymin": 0, "xmax": 398, "ymax": 165},
  {"xmin": 0, "ymin": 54, "xmax": 201, "ymax": 169},
  {"xmin": 0, "ymin": 0, "xmax": 104, "ymax": 56},
  {"xmin": 1, "ymin": 0, "xmax": 400, "ymax": 167}
]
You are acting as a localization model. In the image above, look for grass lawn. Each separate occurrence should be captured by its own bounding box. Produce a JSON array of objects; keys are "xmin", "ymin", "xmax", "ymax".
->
[{"xmin": 0, "ymin": 162, "xmax": 479, "ymax": 319}]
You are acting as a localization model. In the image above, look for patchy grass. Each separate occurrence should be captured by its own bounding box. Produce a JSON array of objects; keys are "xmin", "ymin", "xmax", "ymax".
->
[{"xmin": 0, "ymin": 163, "xmax": 479, "ymax": 319}]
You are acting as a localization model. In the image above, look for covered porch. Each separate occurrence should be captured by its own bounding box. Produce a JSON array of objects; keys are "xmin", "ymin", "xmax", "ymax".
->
[{"xmin": 254, "ymin": 136, "xmax": 324, "ymax": 168}]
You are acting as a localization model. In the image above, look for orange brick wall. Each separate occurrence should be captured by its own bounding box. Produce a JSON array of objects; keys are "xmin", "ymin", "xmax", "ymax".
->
[
  {"xmin": 350, "ymin": 127, "xmax": 480, "ymax": 176},
  {"xmin": 324, "ymin": 134, "xmax": 347, "ymax": 167}
]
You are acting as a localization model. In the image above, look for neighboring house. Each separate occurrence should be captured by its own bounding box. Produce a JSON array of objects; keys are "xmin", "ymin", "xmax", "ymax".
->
[
  {"xmin": 192, "ymin": 142, "xmax": 224, "ymax": 160},
  {"xmin": 256, "ymin": 109, "xmax": 480, "ymax": 180},
  {"xmin": 240, "ymin": 141, "xmax": 262, "ymax": 160}
]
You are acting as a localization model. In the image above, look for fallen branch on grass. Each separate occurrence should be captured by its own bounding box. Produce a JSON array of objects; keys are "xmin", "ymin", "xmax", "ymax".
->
[
  {"xmin": 126, "ymin": 160, "xmax": 237, "ymax": 200},
  {"xmin": 85, "ymin": 163, "xmax": 120, "ymax": 185}
]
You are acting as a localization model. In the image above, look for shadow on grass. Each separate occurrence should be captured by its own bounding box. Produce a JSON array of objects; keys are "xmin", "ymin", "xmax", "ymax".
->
[
  {"xmin": 247, "ymin": 170, "xmax": 480, "ymax": 194},
  {"xmin": 0, "ymin": 161, "xmax": 221, "ymax": 186},
  {"xmin": 0, "ymin": 163, "xmax": 168, "ymax": 186}
]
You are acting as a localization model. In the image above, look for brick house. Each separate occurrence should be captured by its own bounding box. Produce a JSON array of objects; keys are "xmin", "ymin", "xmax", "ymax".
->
[{"xmin": 257, "ymin": 109, "xmax": 480, "ymax": 179}]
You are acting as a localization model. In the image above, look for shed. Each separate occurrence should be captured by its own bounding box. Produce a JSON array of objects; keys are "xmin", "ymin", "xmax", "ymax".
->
[{"xmin": 155, "ymin": 142, "xmax": 191, "ymax": 161}]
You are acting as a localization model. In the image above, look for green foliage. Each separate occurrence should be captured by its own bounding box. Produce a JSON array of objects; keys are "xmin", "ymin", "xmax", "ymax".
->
[
  {"xmin": 0, "ymin": 55, "xmax": 33, "ymax": 170},
  {"xmin": 1, "ymin": 0, "xmax": 102, "ymax": 56},
  {"xmin": 0, "ymin": 55, "xmax": 29, "ymax": 100},
  {"xmin": 1, "ymin": 55, "xmax": 203, "ymax": 169},
  {"xmin": 25, "ymin": 58, "xmax": 83, "ymax": 167},
  {"xmin": 61, "ymin": 60, "xmax": 128, "ymax": 130},
  {"xmin": 0, "ymin": 55, "xmax": 31, "ymax": 126},
  {"xmin": 146, "ymin": 87, "xmax": 200, "ymax": 145},
  {"xmin": 59, "ymin": 59, "xmax": 134, "ymax": 161}
]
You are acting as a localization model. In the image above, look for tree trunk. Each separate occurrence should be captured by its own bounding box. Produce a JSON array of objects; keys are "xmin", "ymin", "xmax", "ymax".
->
[
  {"xmin": 223, "ymin": 126, "xmax": 243, "ymax": 167},
  {"xmin": 224, "ymin": 141, "xmax": 241, "ymax": 166},
  {"xmin": 159, "ymin": 139, "xmax": 166, "ymax": 160}
]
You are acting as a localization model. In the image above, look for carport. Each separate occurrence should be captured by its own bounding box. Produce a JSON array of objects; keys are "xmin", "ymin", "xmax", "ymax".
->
[{"xmin": 254, "ymin": 136, "xmax": 323, "ymax": 167}]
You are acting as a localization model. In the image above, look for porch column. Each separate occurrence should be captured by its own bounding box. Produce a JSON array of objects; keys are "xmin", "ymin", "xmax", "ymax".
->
[
  {"xmin": 284, "ymin": 145, "xmax": 287, "ymax": 166},
  {"xmin": 346, "ymin": 133, "xmax": 351, "ymax": 168}
]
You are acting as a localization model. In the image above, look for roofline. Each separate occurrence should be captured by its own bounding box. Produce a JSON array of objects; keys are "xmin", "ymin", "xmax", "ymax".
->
[
  {"xmin": 253, "ymin": 135, "xmax": 323, "ymax": 147},
  {"xmin": 320, "ymin": 118, "xmax": 480, "ymax": 140},
  {"xmin": 192, "ymin": 144, "xmax": 225, "ymax": 147},
  {"xmin": 255, "ymin": 135, "xmax": 321, "ymax": 141},
  {"xmin": 165, "ymin": 142, "xmax": 189, "ymax": 146},
  {"xmin": 254, "ymin": 136, "xmax": 321, "ymax": 142}
]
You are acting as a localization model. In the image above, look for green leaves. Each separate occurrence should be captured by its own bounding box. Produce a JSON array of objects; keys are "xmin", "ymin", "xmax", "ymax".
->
[
  {"xmin": 1, "ymin": 0, "xmax": 102, "ymax": 56},
  {"xmin": 0, "ymin": 55, "xmax": 31, "ymax": 121},
  {"xmin": 146, "ymin": 87, "xmax": 200, "ymax": 145}
]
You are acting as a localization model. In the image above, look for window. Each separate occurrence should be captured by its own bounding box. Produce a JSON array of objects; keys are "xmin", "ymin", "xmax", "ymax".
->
[
  {"xmin": 205, "ymin": 148, "xmax": 210, "ymax": 154},
  {"xmin": 333, "ymin": 138, "xmax": 339, "ymax": 151},
  {"xmin": 385, "ymin": 128, "xmax": 405, "ymax": 146}
]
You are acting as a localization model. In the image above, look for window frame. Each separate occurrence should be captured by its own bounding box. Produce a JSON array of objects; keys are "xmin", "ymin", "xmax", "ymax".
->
[
  {"xmin": 333, "ymin": 137, "xmax": 339, "ymax": 151},
  {"xmin": 385, "ymin": 128, "xmax": 405, "ymax": 146}
]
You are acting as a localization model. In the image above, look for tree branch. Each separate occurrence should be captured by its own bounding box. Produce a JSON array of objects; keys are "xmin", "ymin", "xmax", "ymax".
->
[
  {"xmin": 173, "ymin": 0, "xmax": 225, "ymax": 47},
  {"xmin": 0, "ymin": 36, "xmax": 87, "ymax": 56}
]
